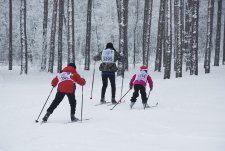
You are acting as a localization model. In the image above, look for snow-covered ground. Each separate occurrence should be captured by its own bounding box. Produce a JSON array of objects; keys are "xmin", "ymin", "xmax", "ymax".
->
[{"xmin": 0, "ymin": 65, "xmax": 225, "ymax": 151}]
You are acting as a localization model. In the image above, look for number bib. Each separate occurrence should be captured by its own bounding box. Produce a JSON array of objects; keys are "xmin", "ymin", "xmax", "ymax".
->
[
  {"xmin": 102, "ymin": 49, "xmax": 115, "ymax": 63},
  {"xmin": 135, "ymin": 71, "xmax": 148, "ymax": 82},
  {"xmin": 58, "ymin": 72, "xmax": 72, "ymax": 83}
]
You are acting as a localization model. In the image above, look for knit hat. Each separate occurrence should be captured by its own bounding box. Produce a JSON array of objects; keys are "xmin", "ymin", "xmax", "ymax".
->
[
  {"xmin": 106, "ymin": 42, "xmax": 114, "ymax": 49},
  {"xmin": 140, "ymin": 65, "xmax": 148, "ymax": 71},
  {"xmin": 68, "ymin": 63, "xmax": 76, "ymax": 69}
]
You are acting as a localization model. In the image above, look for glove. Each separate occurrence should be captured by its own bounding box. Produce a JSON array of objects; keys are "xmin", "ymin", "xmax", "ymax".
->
[
  {"xmin": 81, "ymin": 78, "xmax": 86, "ymax": 85},
  {"xmin": 150, "ymin": 87, "xmax": 153, "ymax": 91},
  {"xmin": 129, "ymin": 85, "xmax": 133, "ymax": 90}
]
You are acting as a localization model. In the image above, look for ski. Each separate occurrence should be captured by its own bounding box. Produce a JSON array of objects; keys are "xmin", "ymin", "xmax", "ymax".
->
[
  {"xmin": 94, "ymin": 102, "xmax": 111, "ymax": 106},
  {"xmin": 65, "ymin": 118, "xmax": 92, "ymax": 124},
  {"xmin": 144, "ymin": 102, "xmax": 158, "ymax": 109}
]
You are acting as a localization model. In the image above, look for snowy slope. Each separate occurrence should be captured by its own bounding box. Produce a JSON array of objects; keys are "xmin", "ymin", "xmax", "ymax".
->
[{"xmin": 0, "ymin": 65, "xmax": 225, "ymax": 151}]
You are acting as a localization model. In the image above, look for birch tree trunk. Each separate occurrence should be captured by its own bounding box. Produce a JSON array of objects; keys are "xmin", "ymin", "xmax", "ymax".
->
[
  {"xmin": 9, "ymin": 0, "xmax": 12, "ymax": 70},
  {"xmin": 214, "ymin": 0, "xmax": 222, "ymax": 66},
  {"xmin": 190, "ymin": 0, "xmax": 199, "ymax": 75},
  {"xmin": 57, "ymin": 0, "xmax": 64, "ymax": 73},
  {"xmin": 41, "ymin": 0, "xmax": 48, "ymax": 71},
  {"xmin": 84, "ymin": 0, "xmax": 92, "ymax": 70},
  {"xmin": 48, "ymin": 0, "xmax": 58, "ymax": 73},
  {"xmin": 20, "ymin": 0, "xmax": 28, "ymax": 74},
  {"xmin": 142, "ymin": 0, "xmax": 153, "ymax": 67},
  {"xmin": 133, "ymin": 0, "xmax": 139, "ymax": 68},
  {"xmin": 204, "ymin": 0, "xmax": 214, "ymax": 73}
]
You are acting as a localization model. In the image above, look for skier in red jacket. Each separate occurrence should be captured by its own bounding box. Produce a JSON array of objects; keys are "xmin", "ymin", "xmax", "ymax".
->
[
  {"xmin": 129, "ymin": 66, "xmax": 153, "ymax": 109},
  {"xmin": 42, "ymin": 63, "xmax": 86, "ymax": 122}
]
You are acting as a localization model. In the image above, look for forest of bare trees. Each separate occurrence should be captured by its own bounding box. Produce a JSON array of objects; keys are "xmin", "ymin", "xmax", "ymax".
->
[{"xmin": 0, "ymin": 0, "xmax": 224, "ymax": 78}]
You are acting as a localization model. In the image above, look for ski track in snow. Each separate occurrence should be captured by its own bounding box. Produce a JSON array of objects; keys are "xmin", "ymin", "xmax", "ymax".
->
[{"xmin": 0, "ymin": 65, "xmax": 225, "ymax": 151}]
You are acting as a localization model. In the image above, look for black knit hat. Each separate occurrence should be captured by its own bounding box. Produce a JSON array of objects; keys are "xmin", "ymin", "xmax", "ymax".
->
[
  {"xmin": 106, "ymin": 42, "xmax": 114, "ymax": 49},
  {"xmin": 68, "ymin": 63, "xmax": 76, "ymax": 69}
]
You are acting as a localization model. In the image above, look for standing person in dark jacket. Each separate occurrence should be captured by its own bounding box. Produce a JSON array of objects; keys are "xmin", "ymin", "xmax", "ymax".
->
[
  {"xmin": 42, "ymin": 63, "xmax": 86, "ymax": 122},
  {"xmin": 93, "ymin": 42, "xmax": 123, "ymax": 104}
]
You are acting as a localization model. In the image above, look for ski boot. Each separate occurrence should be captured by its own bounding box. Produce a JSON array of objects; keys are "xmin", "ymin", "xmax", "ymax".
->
[
  {"xmin": 111, "ymin": 98, "xmax": 117, "ymax": 104},
  {"xmin": 143, "ymin": 103, "xmax": 150, "ymax": 109},
  {"xmin": 100, "ymin": 98, "xmax": 107, "ymax": 104},
  {"xmin": 71, "ymin": 114, "xmax": 79, "ymax": 122},
  {"xmin": 42, "ymin": 112, "xmax": 51, "ymax": 122},
  {"xmin": 130, "ymin": 102, "xmax": 135, "ymax": 109}
]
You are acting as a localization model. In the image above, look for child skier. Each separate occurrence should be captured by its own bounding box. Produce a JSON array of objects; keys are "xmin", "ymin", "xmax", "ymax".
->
[
  {"xmin": 129, "ymin": 66, "xmax": 153, "ymax": 109},
  {"xmin": 42, "ymin": 63, "xmax": 86, "ymax": 122}
]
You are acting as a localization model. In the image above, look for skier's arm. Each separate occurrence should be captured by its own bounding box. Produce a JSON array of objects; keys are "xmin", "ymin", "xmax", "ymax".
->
[
  {"xmin": 147, "ymin": 75, "xmax": 153, "ymax": 91},
  {"xmin": 71, "ymin": 73, "xmax": 86, "ymax": 86},
  {"xmin": 129, "ymin": 74, "xmax": 136, "ymax": 89},
  {"xmin": 51, "ymin": 76, "xmax": 58, "ymax": 87}
]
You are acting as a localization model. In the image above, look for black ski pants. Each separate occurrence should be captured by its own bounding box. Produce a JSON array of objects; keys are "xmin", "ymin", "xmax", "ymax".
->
[
  {"xmin": 101, "ymin": 73, "xmax": 116, "ymax": 99},
  {"xmin": 130, "ymin": 84, "xmax": 148, "ymax": 104},
  {"xmin": 47, "ymin": 91, "xmax": 76, "ymax": 115}
]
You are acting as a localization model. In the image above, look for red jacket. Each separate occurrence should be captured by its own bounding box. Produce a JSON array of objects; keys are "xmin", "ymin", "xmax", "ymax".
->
[
  {"xmin": 129, "ymin": 71, "xmax": 153, "ymax": 89},
  {"xmin": 51, "ymin": 66, "xmax": 85, "ymax": 94}
]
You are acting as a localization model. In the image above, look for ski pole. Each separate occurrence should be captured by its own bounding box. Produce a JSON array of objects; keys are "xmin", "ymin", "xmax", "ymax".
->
[
  {"xmin": 110, "ymin": 89, "xmax": 131, "ymax": 110},
  {"xmin": 90, "ymin": 61, "xmax": 96, "ymax": 99},
  {"xmin": 35, "ymin": 87, "xmax": 54, "ymax": 123},
  {"xmin": 81, "ymin": 86, "xmax": 84, "ymax": 122},
  {"xmin": 144, "ymin": 90, "xmax": 151, "ymax": 110}
]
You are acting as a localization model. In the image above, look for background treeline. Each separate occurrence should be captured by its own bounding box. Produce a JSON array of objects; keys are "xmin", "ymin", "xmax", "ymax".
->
[{"xmin": 0, "ymin": 0, "xmax": 225, "ymax": 78}]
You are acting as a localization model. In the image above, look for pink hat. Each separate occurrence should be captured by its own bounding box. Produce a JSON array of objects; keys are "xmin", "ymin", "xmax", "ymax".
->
[{"xmin": 140, "ymin": 66, "xmax": 148, "ymax": 70}]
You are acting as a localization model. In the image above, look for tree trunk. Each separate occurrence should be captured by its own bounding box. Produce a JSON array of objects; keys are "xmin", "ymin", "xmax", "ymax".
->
[
  {"xmin": 214, "ymin": 0, "xmax": 222, "ymax": 66},
  {"xmin": 9, "ymin": 0, "xmax": 12, "ymax": 70},
  {"xmin": 190, "ymin": 0, "xmax": 199, "ymax": 75},
  {"xmin": 84, "ymin": 0, "xmax": 92, "ymax": 70},
  {"xmin": 20, "ymin": 0, "xmax": 28, "ymax": 74},
  {"xmin": 223, "ymin": 14, "xmax": 225, "ymax": 65},
  {"xmin": 174, "ymin": 0, "xmax": 182, "ymax": 78},
  {"xmin": 48, "ymin": 0, "xmax": 58, "ymax": 73},
  {"xmin": 204, "ymin": 0, "xmax": 214, "ymax": 73},
  {"xmin": 155, "ymin": 0, "xmax": 165, "ymax": 72},
  {"xmin": 164, "ymin": 0, "xmax": 172, "ymax": 79},
  {"xmin": 67, "ymin": 0, "xmax": 73, "ymax": 64},
  {"xmin": 41, "ymin": 0, "xmax": 48, "ymax": 71},
  {"xmin": 57, "ymin": 0, "xmax": 64, "ymax": 73},
  {"xmin": 117, "ymin": 0, "xmax": 129, "ymax": 77},
  {"xmin": 142, "ymin": 0, "xmax": 153, "ymax": 67}
]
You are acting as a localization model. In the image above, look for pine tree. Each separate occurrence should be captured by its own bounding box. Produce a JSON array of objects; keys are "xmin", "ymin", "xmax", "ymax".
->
[
  {"xmin": 204, "ymin": 0, "xmax": 214, "ymax": 73},
  {"xmin": 20, "ymin": 0, "xmax": 28, "ymax": 74},
  {"xmin": 57, "ymin": 0, "xmax": 64, "ymax": 73},
  {"xmin": 164, "ymin": 0, "xmax": 172, "ymax": 79},
  {"xmin": 41, "ymin": 0, "xmax": 48, "ymax": 71},
  {"xmin": 155, "ymin": 0, "xmax": 165, "ymax": 72},
  {"xmin": 174, "ymin": 0, "xmax": 183, "ymax": 78},
  {"xmin": 117, "ymin": 0, "xmax": 129, "ymax": 76},
  {"xmin": 48, "ymin": 0, "xmax": 58, "ymax": 73},
  {"xmin": 84, "ymin": 0, "xmax": 92, "ymax": 70},
  {"xmin": 214, "ymin": 0, "xmax": 222, "ymax": 66},
  {"xmin": 9, "ymin": 0, "xmax": 13, "ymax": 70},
  {"xmin": 190, "ymin": 0, "xmax": 199, "ymax": 75},
  {"xmin": 142, "ymin": 0, "xmax": 153, "ymax": 67}
]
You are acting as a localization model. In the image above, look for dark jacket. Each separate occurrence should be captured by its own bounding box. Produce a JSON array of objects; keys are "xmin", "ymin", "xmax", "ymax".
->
[{"xmin": 94, "ymin": 48, "xmax": 123, "ymax": 72}]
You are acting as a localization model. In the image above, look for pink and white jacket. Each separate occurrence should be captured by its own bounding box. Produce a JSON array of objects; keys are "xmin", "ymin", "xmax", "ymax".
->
[{"xmin": 129, "ymin": 71, "xmax": 153, "ymax": 89}]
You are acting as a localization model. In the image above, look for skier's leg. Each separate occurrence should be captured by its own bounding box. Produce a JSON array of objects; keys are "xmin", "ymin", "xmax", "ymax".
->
[
  {"xmin": 140, "ymin": 86, "xmax": 148, "ymax": 104},
  {"xmin": 109, "ymin": 74, "xmax": 116, "ymax": 103},
  {"xmin": 101, "ymin": 74, "xmax": 108, "ymax": 101},
  {"xmin": 47, "ymin": 92, "xmax": 65, "ymax": 114},
  {"xmin": 130, "ymin": 85, "xmax": 140, "ymax": 102},
  {"xmin": 67, "ymin": 93, "xmax": 76, "ymax": 115}
]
